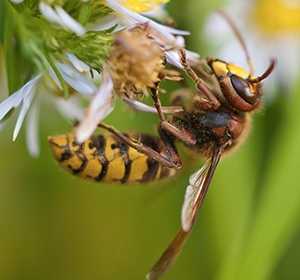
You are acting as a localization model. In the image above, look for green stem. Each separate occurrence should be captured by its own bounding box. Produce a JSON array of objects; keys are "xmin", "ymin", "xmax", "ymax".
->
[{"xmin": 43, "ymin": 41, "xmax": 69, "ymax": 99}]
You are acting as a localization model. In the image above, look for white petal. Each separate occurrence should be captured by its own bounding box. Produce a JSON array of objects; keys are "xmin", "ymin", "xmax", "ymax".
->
[
  {"xmin": 48, "ymin": 66, "xmax": 62, "ymax": 90},
  {"xmin": 76, "ymin": 68, "xmax": 114, "ymax": 143},
  {"xmin": 55, "ymin": 6, "xmax": 86, "ymax": 36},
  {"xmin": 186, "ymin": 50, "xmax": 200, "ymax": 60},
  {"xmin": 0, "ymin": 75, "xmax": 41, "ymax": 121},
  {"xmin": 39, "ymin": 2, "xmax": 62, "ymax": 25},
  {"xmin": 0, "ymin": 89, "xmax": 24, "ymax": 120},
  {"xmin": 141, "ymin": 6, "xmax": 169, "ymax": 21},
  {"xmin": 165, "ymin": 49, "xmax": 201, "ymax": 69},
  {"xmin": 175, "ymin": 36, "xmax": 185, "ymax": 48},
  {"xmin": 165, "ymin": 50, "xmax": 182, "ymax": 68},
  {"xmin": 66, "ymin": 52, "xmax": 90, "ymax": 73},
  {"xmin": 10, "ymin": 0, "xmax": 24, "ymax": 3},
  {"xmin": 106, "ymin": 0, "xmax": 189, "ymax": 48},
  {"xmin": 90, "ymin": 14, "xmax": 122, "ymax": 31},
  {"xmin": 13, "ymin": 84, "xmax": 37, "ymax": 141},
  {"xmin": 55, "ymin": 62, "xmax": 97, "ymax": 95},
  {"xmin": 122, "ymin": 97, "xmax": 183, "ymax": 114},
  {"xmin": 25, "ymin": 98, "xmax": 40, "ymax": 157},
  {"xmin": 39, "ymin": 3, "xmax": 86, "ymax": 36}
]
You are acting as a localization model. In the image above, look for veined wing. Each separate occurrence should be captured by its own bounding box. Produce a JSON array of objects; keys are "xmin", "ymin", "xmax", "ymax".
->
[
  {"xmin": 147, "ymin": 228, "xmax": 190, "ymax": 280},
  {"xmin": 147, "ymin": 147, "xmax": 224, "ymax": 280},
  {"xmin": 181, "ymin": 147, "xmax": 224, "ymax": 232}
]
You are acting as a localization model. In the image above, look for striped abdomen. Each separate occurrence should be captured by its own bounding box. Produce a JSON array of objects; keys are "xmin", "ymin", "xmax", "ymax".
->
[{"xmin": 48, "ymin": 133, "xmax": 176, "ymax": 184}]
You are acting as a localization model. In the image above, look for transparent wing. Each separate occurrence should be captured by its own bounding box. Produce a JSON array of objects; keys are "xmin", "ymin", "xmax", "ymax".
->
[
  {"xmin": 147, "ymin": 147, "xmax": 224, "ymax": 280},
  {"xmin": 147, "ymin": 228, "xmax": 190, "ymax": 280},
  {"xmin": 181, "ymin": 147, "xmax": 223, "ymax": 231}
]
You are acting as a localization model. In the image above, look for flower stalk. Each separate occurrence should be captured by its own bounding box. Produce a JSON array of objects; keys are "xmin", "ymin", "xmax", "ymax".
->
[{"xmin": 1, "ymin": 0, "xmax": 194, "ymax": 155}]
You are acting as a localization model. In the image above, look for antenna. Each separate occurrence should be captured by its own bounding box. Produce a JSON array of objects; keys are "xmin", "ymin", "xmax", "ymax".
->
[
  {"xmin": 216, "ymin": 9, "xmax": 254, "ymax": 76},
  {"xmin": 249, "ymin": 59, "xmax": 276, "ymax": 83}
]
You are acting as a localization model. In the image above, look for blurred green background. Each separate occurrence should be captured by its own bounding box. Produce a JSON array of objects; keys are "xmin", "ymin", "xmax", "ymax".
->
[{"xmin": 1, "ymin": 0, "xmax": 300, "ymax": 280}]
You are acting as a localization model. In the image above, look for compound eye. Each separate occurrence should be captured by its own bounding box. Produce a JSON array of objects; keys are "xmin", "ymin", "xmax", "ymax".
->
[{"xmin": 231, "ymin": 75, "xmax": 257, "ymax": 105}]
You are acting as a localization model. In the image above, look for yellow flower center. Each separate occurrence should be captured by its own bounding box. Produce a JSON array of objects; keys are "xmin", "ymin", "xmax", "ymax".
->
[
  {"xmin": 253, "ymin": 0, "xmax": 300, "ymax": 34},
  {"xmin": 121, "ymin": 0, "xmax": 169, "ymax": 13}
]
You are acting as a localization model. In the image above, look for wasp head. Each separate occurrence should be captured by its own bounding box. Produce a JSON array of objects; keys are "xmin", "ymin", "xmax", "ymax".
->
[{"xmin": 207, "ymin": 57, "xmax": 275, "ymax": 112}]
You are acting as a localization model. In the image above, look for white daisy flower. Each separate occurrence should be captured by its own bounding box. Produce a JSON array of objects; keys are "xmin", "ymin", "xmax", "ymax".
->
[
  {"xmin": 106, "ymin": 0, "xmax": 189, "ymax": 44},
  {"xmin": 65, "ymin": 52, "xmax": 90, "ymax": 73},
  {"xmin": 0, "ymin": 75, "xmax": 42, "ymax": 143},
  {"xmin": 74, "ymin": 0, "xmax": 197, "ymax": 142},
  {"xmin": 50, "ymin": 62, "xmax": 97, "ymax": 95},
  {"xmin": 4, "ymin": 0, "xmax": 200, "ymax": 152},
  {"xmin": 205, "ymin": 0, "xmax": 300, "ymax": 103},
  {"xmin": 75, "ymin": 63, "xmax": 184, "ymax": 144},
  {"xmin": 0, "ymin": 55, "xmax": 95, "ymax": 156},
  {"xmin": 99, "ymin": 0, "xmax": 197, "ymax": 65}
]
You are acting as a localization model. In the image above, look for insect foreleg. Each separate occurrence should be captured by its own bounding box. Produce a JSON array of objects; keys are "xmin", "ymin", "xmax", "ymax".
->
[
  {"xmin": 179, "ymin": 48, "xmax": 221, "ymax": 111},
  {"xmin": 150, "ymin": 87, "xmax": 166, "ymax": 123},
  {"xmin": 149, "ymin": 86, "xmax": 196, "ymax": 147}
]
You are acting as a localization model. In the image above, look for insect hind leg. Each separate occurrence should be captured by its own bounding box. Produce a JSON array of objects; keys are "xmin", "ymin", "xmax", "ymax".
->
[
  {"xmin": 98, "ymin": 123, "xmax": 182, "ymax": 169},
  {"xmin": 160, "ymin": 122, "xmax": 196, "ymax": 146}
]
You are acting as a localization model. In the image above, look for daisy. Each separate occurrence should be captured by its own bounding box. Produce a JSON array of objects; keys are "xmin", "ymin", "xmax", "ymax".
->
[
  {"xmin": 2, "ymin": 0, "xmax": 197, "ymax": 154},
  {"xmin": 204, "ymin": 0, "xmax": 300, "ymax": 103},
  {"xmin": 0, "ymin": 56, "xmax": 95, "ymax": 156},
  {"xmin": 73, "ymin": 0, "xmax": 200, "ymax": 142},
  {"xmin": 75, "ymin": 23, "xmax": 186, "ymax": 143}
]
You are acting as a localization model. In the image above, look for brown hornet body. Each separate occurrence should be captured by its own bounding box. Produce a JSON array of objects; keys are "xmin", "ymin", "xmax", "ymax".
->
[
  {"xmin": 145, "ymin": 54, "xmax": 274, "ymax": 280},
  {"xmin": 49, "ymin": 35, "xmax": 275, "ymax": 280}
]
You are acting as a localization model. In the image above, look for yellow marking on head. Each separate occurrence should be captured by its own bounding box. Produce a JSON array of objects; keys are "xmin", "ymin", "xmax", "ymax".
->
[
  {"xmin": 78, "ymin": 158, "xmax": 102, "ymax": 180},
  {"xmin": 102, "ymin": 157, "xmax": 125, "ymax": 183},
  {"xmin": 227, "ymin": 64, "xmax": 250, "ymax": 79},
  {"xmin": 210, "ymin": 60, "xmax": 229, "ymax": 77},
  {"xmin": 248, "ymin": 83, "xmax": 256, "ymax": 94},
  {"xmin": 210, "ymin": 59, "xmax": 251, "ymax": 80}
]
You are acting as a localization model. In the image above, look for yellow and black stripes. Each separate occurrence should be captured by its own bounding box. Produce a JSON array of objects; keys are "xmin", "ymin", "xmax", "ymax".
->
[{"xmin": 48, "ymin": 133, "xmax": 176, "ymax": 184}]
